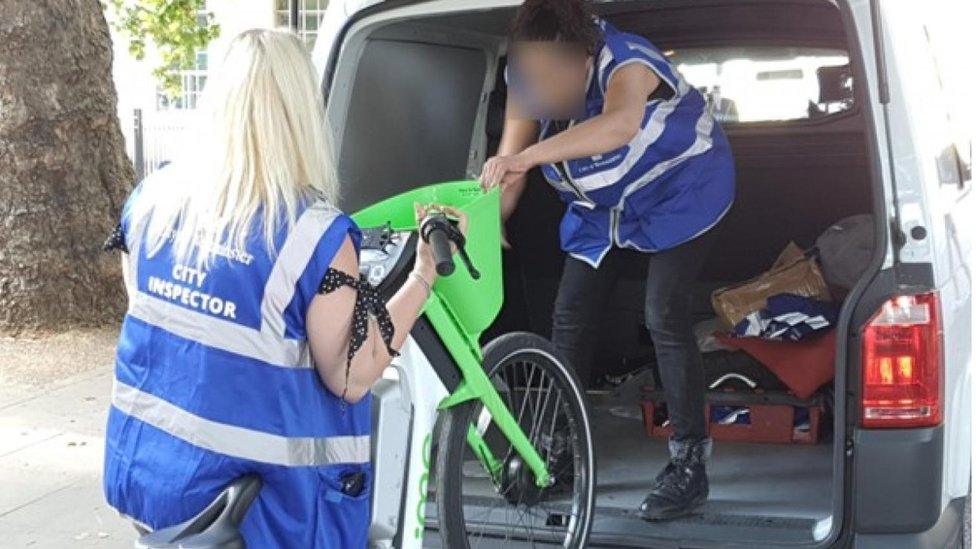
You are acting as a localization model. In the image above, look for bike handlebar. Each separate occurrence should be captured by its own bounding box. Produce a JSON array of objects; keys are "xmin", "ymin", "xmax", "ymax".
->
[
  {"xmin": 423, "ymin": 217, "xmax": 456, "ymax": 276},
  {"xmin": 420, "ymin": 212, "xmax": 480, "ymax": 280}
]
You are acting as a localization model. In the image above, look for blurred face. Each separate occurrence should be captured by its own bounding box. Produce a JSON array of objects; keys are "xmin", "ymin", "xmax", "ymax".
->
[{"xmin": 509, "ymin": 41, "xmax": 592, "ymax": 119}]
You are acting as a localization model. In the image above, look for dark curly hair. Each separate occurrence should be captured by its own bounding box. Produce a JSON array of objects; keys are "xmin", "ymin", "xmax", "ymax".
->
[{"xmin": 510, "ymin": 0, "xmax": 600, "ymax": 54}]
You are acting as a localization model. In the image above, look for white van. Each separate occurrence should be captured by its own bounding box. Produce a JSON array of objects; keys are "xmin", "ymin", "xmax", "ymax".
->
[{"xmin": 312, "ymin": 0, "xmax": 972, "ymax": 547}]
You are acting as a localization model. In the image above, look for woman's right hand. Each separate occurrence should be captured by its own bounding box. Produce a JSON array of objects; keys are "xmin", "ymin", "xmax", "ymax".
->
[
  {"xmin": 412, "ymin": 203, "xmax": 469, "ymax": 280},
  {"xmin": 479, "ymin": 153, "xmax": 534, "ymax": 191},
  {"xmin": 484, "ymin": 113, "xmax": 541, "ymax": 250}
]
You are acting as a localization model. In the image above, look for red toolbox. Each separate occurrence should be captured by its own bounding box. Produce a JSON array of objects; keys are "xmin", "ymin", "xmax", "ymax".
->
[{"xmin": 639, "ymin": 387, "xmax": 824, "ymax": 444}]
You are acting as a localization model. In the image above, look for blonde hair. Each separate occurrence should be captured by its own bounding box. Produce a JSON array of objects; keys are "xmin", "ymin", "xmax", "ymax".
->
[{"xmin": 141, "ymin": 28, "xmax": 339, "ymax": 266}]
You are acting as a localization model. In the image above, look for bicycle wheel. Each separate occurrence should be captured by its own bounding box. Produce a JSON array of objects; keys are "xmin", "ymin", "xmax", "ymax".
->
[{"xmin": 435, "ymin": 332, "xmax": 595, "ymax": 548}]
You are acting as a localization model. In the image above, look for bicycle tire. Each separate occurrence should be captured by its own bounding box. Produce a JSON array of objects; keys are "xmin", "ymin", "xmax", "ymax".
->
[{"xmin": 434, "ymin": 332, "xmax": 595, "ymax": 548}]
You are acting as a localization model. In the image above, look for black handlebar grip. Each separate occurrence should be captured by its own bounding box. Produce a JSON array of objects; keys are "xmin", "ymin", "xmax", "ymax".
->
[{"xmin": 426, "ymin": 225, "xmax": 455, "ymax": 276}]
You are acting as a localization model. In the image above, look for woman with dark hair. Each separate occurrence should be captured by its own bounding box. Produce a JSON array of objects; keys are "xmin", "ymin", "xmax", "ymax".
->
[{"xmin": 480, "ymin": 0, "xmax": 735, "ymax": 521}]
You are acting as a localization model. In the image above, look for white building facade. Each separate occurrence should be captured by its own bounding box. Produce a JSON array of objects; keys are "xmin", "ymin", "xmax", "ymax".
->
[{"xmin": 110, "ymin": 0, "xmax": 329, "ymax": 179}]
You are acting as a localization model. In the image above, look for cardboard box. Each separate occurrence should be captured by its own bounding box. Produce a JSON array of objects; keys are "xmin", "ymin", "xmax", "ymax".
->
[{"xmin": 712, "ymin": 242, "xmax": 831, "ymax": 328}]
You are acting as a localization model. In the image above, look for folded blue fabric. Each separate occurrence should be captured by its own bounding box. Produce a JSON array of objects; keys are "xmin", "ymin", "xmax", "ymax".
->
[{"xmin": 733, "ymin": 293, "xmax": 839, "ymax": 341}]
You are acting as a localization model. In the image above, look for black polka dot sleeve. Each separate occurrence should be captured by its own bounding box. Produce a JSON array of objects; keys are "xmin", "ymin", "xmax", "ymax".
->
[
  {"xmin": 318, "ymin": 267, "xmax": 398, "ymax": 400},
  {"xmin": 103, "ymin": 223, "xmax": 128, "ymax": 253}
]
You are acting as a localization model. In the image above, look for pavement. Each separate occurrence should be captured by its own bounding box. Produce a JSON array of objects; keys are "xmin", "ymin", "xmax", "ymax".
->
[{"xmin": 0, "ymin": 329, "xmax": 133, "ymax": 548}]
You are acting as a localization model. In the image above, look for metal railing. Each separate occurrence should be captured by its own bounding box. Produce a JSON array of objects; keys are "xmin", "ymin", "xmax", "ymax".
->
[{"xmin": 132, "ymin": 108, "xmax": 194, "ymax": 181}]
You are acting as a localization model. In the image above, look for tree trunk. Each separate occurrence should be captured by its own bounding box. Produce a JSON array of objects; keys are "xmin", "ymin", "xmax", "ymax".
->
[{"xmin": 0, "ymin": 0, "xmax": 133, "ymax": 334}]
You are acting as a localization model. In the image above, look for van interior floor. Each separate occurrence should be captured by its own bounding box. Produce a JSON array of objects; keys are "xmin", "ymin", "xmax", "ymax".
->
[
  {"xmin": 583, "ymin": 402, "xmax": 834, "ymax": 547},
  {"xmin": 425, "ymin": 402, "xmax": 835, "ymax": 548}
]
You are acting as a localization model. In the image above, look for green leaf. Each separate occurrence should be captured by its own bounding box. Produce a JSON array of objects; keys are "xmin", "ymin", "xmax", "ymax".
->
[{"xmin": 105, "ymin": 0, "xmax": 220, "ymax": 101}]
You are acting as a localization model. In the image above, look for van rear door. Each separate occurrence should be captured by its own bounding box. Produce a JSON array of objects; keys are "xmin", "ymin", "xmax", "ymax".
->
[
  {"xmin": 875, "ymin": 0, "xmax": 972, "ymax": 502},
  {"xmin": 852, "ymin": 0, "xmax": 972, "ymax": 539}
]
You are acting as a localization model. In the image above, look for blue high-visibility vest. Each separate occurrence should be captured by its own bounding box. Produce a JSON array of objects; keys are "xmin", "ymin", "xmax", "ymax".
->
[
  {"xmin": 533, "ymin": 19, "xmax": 736, "ymax": 267},
  {"xmin": 103, "ymin": 169, "xmax": 371, "ymax": 548}
]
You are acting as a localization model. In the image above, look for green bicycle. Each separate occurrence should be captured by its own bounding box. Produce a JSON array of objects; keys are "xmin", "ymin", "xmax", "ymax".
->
[{"xmin": 355, "ymin": 180, "xmax": 595, "ymax": 548}]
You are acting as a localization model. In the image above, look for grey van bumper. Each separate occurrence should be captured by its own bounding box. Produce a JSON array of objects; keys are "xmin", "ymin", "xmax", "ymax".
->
[
  {"xmin": 852, "ymin": 494, "xmax": 968, "ymax": 548},
  {"xmin": 853, "ymin": 426, "xmax": 944, "ymax": 532}
]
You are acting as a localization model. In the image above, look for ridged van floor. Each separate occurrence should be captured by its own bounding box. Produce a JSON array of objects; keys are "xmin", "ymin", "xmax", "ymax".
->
[{"xmin": 425, "ymin": 404, "xmax": 834, "ymax": 547}]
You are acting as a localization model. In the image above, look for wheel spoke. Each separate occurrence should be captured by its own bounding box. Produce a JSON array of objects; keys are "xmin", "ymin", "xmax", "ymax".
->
[
  {"xmin": 439, "ymin": 341, "xmax": 592, "ymax": 548},
  {"xmin": 528, "ymin": 372, "xmax": 554, "ymax": 447}
]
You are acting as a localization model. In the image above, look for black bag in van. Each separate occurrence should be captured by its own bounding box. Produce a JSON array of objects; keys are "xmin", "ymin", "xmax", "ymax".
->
[{"xmin": 815, "ymin": 214, "xmax": 874, "ymax": 291}]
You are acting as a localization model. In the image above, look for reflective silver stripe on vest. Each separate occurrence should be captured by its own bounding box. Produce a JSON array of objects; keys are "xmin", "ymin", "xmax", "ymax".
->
[
  {"xmin": 127, "ymin": 292, "xmax": 309, "ymax": 367},
  {"xmin": 616, "ymin": 107, "xmax": 715, "ymax": 209},
  {"xmin": 112, "ymin": 380, "xmax": 371, "ymax": 466},
  {"xmin": 123, "ymin": 198, "xmax": 346, "ymax": 368},
  {"xmin": 569, "ymin": 96, "xmax": 679, "ymax": 193},
  {"xmin": 622, "ymin": 41, "xmax": 690, "ymax": 96},
  {"xmin": 261, "ymin": 202, "xmax": 341, "ymax": 337}
]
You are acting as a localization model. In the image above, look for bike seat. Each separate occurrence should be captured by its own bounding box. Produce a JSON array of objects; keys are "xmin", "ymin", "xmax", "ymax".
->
[{"xmin": 136, "ymin": 475, "xmax": 262, "ymax": 549}]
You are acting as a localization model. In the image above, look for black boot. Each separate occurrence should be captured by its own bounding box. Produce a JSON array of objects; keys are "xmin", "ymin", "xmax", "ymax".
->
[
  {"xmin": 649, "ymin": 436, "xmax": 709, "ymax": 488},
  {"xmin": 638, "ymin": 438, "xmax": 711, "ymax": 521}
]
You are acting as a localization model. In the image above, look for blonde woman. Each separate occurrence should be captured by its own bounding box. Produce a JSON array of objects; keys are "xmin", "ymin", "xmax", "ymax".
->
[{"xmin": 102, "ymin": 29, "xmax": 460, "ymax": 547}]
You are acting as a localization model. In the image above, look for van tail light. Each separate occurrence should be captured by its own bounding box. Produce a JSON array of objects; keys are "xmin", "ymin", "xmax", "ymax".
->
[{"xmin": 861, "ymin": 293, "xmax": 942, "ymax": 428}]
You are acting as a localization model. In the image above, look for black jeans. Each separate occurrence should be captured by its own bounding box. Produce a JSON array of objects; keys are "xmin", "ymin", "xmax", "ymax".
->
[{"xmin": 551, "ymin": 230, "xmax": 717, "ymax": 442}]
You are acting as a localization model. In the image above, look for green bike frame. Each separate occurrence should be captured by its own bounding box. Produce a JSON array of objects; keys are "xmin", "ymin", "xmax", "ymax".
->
[{"xmin": 352, "ymin": 180, "xmax": 552, "ymax": 488}]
